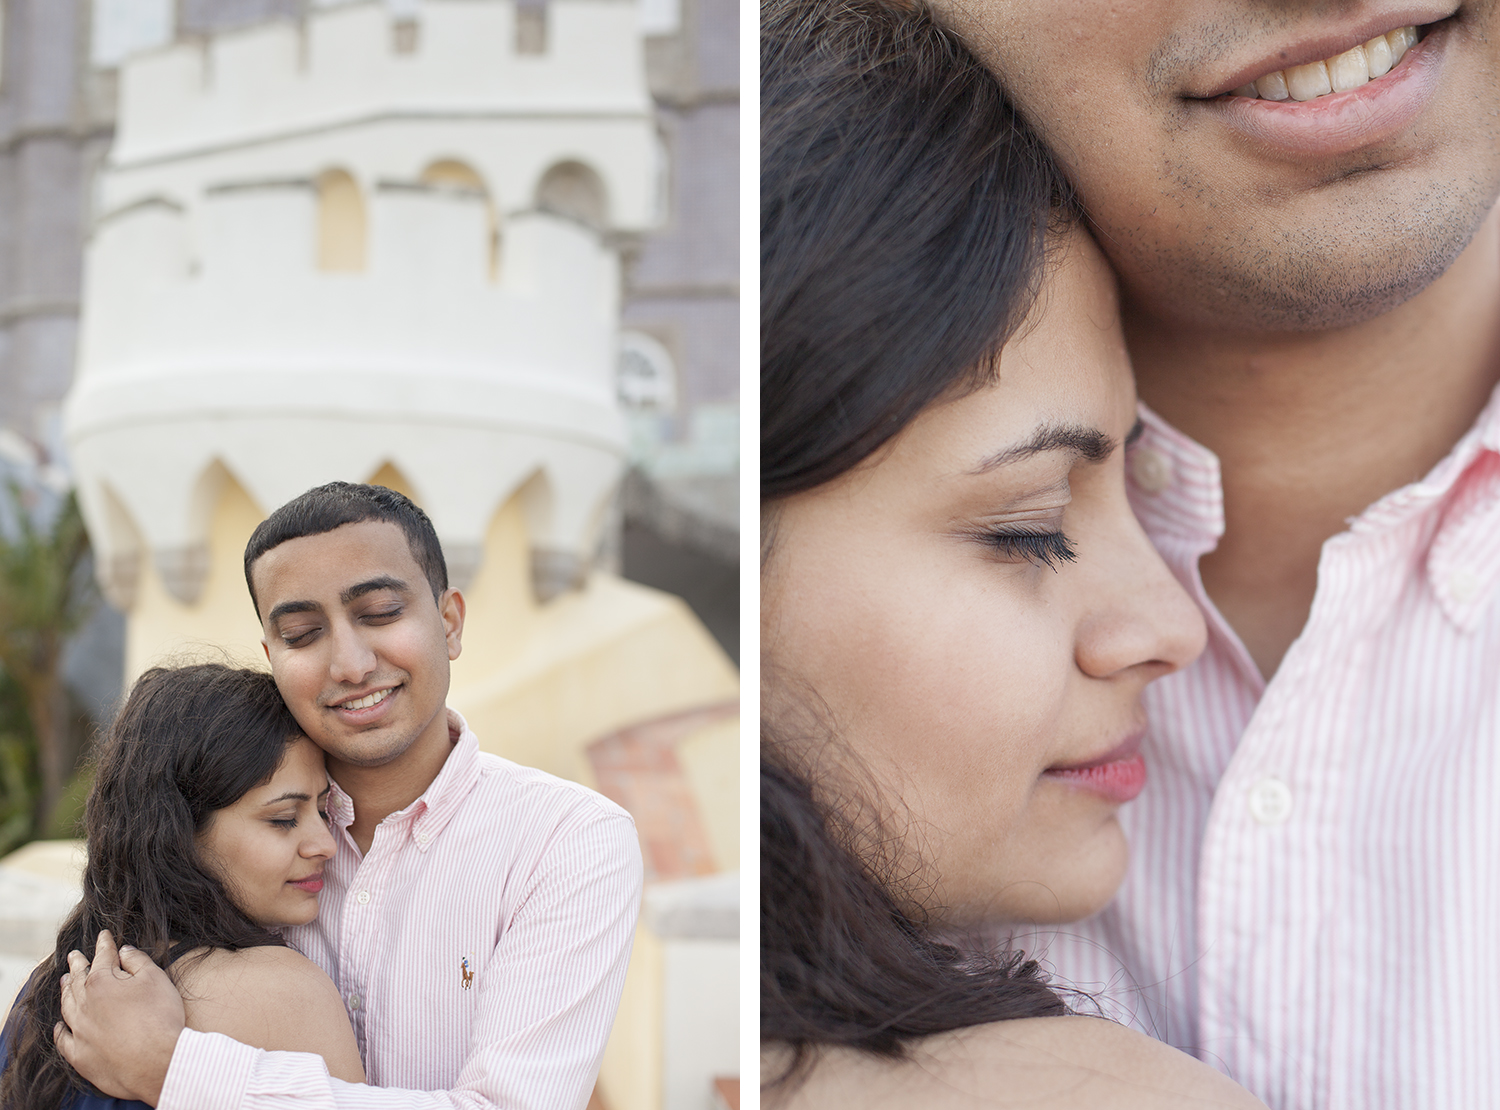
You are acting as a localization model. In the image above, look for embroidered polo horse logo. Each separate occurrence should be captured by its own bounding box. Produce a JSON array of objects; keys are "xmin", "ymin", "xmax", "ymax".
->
[{"xmin": 460, "ymin": 956, "xmax": 474, "ymax": 990}]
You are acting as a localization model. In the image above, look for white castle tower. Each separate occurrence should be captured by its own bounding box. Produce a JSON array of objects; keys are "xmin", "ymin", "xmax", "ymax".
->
[{"xmin": 63, "ymin": 0, "xmax": 736, "ymax": 785}]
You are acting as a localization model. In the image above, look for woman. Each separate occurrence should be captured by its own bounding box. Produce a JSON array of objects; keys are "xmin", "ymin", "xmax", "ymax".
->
[
  {"xmin": 761, "ymin": 2, "xmax": 1266, "ymax": 1106},
  {"xmin": 1, "ymin": 663, "xmax": 364, "ymax": 1109}
]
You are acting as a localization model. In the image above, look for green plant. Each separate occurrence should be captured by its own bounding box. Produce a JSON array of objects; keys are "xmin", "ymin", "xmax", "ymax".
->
[{"xmin": 0, "ymin": 487, "xmax": 96, "ymax": 844}]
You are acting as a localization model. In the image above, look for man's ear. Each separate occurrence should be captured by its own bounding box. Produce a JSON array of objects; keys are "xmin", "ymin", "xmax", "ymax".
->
[
  {"xmin": 261, "ymin": 638, "xmax": 270, "ymax": 662},
  {"xmin": 440, "ymin": 588, "xmax": 465, "ymax": 661}
]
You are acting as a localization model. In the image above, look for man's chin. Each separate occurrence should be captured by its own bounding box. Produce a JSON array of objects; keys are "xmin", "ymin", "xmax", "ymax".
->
[{"xmin": 1117, "ymin": 202, "xmax": 1489, "ymax": 334}]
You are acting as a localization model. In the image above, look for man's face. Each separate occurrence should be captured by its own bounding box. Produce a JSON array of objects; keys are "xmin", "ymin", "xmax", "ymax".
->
[
  {"xmin": 251, "ymin": 520, "xmax": 464, "ymax": 778},
  {"xmin": 937, "ymin": 1, "xmax": 1500, "ymax": 331}
]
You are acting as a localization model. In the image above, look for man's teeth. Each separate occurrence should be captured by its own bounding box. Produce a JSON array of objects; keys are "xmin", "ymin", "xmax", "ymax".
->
[
  {"xmin": 340, "ymin": 689, "xmax": 391, "ymax": 710},
  {"xmin": 1230, "ymin": 26, "xmax": 1418, "ymax": 102}
]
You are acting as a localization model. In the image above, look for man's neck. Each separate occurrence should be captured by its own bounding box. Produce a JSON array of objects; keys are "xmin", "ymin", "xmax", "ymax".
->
[
  {"xmin": 329, "ymin": 712, "xmax": 456, "ymax": 855},
  {"xmin": 1128, "ymin": 207, "xmax": 1500, "ymax": 682}
]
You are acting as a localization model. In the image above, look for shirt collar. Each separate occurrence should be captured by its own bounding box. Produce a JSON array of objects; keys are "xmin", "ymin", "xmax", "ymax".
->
[
  {"xmin": 1130, "ymin": 380, "xmax": 1500, "ymax": 633},
  {"xmin": 324, "ymin": 708, "xmax": 482, "ymax": 851},
  {"xmin": 1126, "ymin": 401, "xmax": 1225, "ymax": 544}
]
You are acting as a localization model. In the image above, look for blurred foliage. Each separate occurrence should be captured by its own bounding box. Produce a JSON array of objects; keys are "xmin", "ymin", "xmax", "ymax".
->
[
  {"xmin": 0, "ymin": 488, "xmax": 96, "ymax": 853},
  {"xmin": 45, "ymin": 762, "xmax": 94, "ymax": 841},
  {"xmin": 0, "ymin": 669, "xmax": 38, "ymax": 854}
]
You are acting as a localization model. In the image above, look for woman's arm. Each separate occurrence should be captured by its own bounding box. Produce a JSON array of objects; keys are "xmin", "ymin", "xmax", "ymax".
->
[
  {"xmin": 174, "ymin": 946, "xmax": 365, "ymax": 1083},
  {"xmin": 765, "ymin": 1016, "xmax": 1268, "ymax": 1110}
]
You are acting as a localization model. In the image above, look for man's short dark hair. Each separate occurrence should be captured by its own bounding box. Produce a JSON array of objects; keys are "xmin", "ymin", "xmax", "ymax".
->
[{"xmin": 244, "ymin": 482, "xmax": 448, "ymax": 614}]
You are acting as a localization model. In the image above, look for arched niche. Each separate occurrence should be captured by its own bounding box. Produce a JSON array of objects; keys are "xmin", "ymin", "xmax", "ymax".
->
[
  {"xmin": 421, "ymin": 159, "xmax": 500, "ymax": 281},
  {"xmin": 534, "ymin": 160, "xmax": 608, "ymax": 231},
  {"xmin": 94, "ymin": 480, "xmax": 146, "ymax": 612},
  {"xmin": 316, "ymin": 168, "xmax": 367, "ymax": 272},
  {"xmin": 366, "ymin": 461, "xmax": 418, "ymax": 502}
]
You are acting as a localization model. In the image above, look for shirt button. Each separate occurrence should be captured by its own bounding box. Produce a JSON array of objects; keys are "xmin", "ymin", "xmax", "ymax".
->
[
  {"xmin": 1248, "ymin": 777, "xmax": 1293, "ymax": 825},
  {"xmin": 416, "ymin": 831, "xmax": 430, "ymax": 848},
  {"xmin": 348, "ymin": 994, "xmax": 361, "ymax": 1011},
  {"xmin": 1129, "ymin": 448, "xmax": 1172, "ymax": 494},
  {"xmin": 1448, "ymin": 568, "xmax": 1481, "ymax": 605},
  {"xmin": 355, "ymin": 890, "xmax": 371, "ymax": 905}
]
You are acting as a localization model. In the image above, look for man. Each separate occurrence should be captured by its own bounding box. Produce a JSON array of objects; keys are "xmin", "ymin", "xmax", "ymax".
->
[
  {"xmin": 56, "ymin": 483, "xmax": 643, "ymax": 1108},
  {"xmin": 925, "ymin": 4, "xmax": 1500, "ymax": 1107}
]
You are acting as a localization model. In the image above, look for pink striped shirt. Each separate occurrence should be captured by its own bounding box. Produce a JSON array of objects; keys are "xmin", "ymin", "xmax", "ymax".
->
[
  {"xmin": 157, "ymin": 713, "xmax": 643, "ymax": 1110},
  {"xmin": 1030, "ymin": 387, "xmax": 1500, "ymax": 1109}
]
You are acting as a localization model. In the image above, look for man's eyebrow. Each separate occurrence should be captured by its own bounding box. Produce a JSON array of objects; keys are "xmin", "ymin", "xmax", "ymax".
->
[
  {"xmin": 341, "ymin": 576, "xmax": 409, "ymax": 604},
  {"xmin": 266, "ymin": 599, "xmax": 319, "ymax": 625},
  {"xmin": 971, "ymin": 423, "xmax": 1117, "ymax": 474}
]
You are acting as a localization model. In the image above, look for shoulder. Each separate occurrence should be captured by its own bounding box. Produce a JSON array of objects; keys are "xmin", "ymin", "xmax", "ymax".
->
[
  {"xmin": 178, "ymin": 943, "xmax": 333, "ymax": 997},
  {"xmin": 470, "ymin": 748, "xmax": 636, "ymax": 832},
  {"xmin": 177, "ymin": 946, "xmax": 364, "ymax": 1082},
  {"xmin": 764, "ymin": 1017, "xmax": 1268, "ymax": 1110}
]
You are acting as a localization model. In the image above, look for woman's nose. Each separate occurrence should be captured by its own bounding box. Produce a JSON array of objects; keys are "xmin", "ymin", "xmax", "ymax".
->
[
  {"xmin": 1075, "ymin": 514, "xmax": 1207, "ymax": 680},
  {"xmin": 303, "ymin": 813, "xmax": 337, "ymax": 860}
]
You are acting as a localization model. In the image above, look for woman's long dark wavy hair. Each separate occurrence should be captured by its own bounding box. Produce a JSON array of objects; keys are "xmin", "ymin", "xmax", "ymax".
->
[
  {"xmin": 762, "ymin": 0, "xmax": 1070, "ymax": 499},
  {"xmin": 761, "ymin": 0, "xmax": 1075, "ymax": 1082},
  {"xmin": 1, "ymin": 664, "xmax": 303, "ymax": 1109}
]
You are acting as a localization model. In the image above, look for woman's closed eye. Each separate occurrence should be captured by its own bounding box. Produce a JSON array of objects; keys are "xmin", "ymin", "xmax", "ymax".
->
[{"xmin": 979, "ymin": 526, "xmax": 1077, "ymax": 569}]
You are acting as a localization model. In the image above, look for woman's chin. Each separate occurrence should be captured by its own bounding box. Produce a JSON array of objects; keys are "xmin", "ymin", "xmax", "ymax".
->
[
  {"xmin": 954, "ymin": 819, "xmax": 1131, "ymax": 928},
  {"xmin": 284, "ymin": 903, "xmax": 320, "ymax": 928}
]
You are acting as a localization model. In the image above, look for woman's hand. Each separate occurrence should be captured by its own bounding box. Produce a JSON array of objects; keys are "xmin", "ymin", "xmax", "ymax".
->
[{"xmin": 53, "ymin": 930, "xmax": 185, "ymax": 1105}]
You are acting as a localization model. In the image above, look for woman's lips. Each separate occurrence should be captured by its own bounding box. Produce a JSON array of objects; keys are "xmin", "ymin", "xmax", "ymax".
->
[
  {"xmin": 288, "ymin": 875, "xmax": 324, "ymax": 893},
  {"xmin": 1044, "ymin": 731, "xmax": 1147, "ymax": 804},
  {"xmin": 1044, "ymin": 754, "xmax": 1147, "ymax": 805},
  {"xmin": 1206, "ymin": 24, "xmax": 1448, "ymax": 158}
]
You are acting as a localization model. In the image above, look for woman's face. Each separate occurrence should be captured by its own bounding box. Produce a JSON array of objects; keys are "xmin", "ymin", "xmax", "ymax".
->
[
  {"xmin": 197, "ymin": 736, "xmax": 336, "ymax": 928},
  {"xmin": 762, "ymin": 230, "xmax": 1207, "ymax": 928}
]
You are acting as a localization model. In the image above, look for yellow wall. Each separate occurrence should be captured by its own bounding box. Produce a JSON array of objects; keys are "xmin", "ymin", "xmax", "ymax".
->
[
  {"xmin": 677, "ymin": 716, "xmax": 739, "ymax": 873},
  {"xmin": 125, "ymin": 473, "xmax": 269, "ymax": 678},
  {"xmin": 598, "ymin": 927, "xmax": 665, "ymax": 1110}
]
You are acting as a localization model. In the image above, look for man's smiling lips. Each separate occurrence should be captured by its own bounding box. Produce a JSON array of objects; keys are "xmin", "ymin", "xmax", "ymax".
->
[
  {"xmin": 328, "ymin": 685, "xmax": 399, "ymax": 722},
  {"xmin": 1190, "ymin": 9, "xmax": 1455, "ymax": 100},
  {"xmin": 1185, "ymin": 15, "xmax": 1454, "ymax": 159}
]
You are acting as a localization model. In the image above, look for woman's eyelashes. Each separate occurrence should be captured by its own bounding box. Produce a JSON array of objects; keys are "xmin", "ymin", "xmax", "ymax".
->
[
  {"xmin": 979, "ymin": 526, "xmax": 1077, "ymax": 569},
  {"xmin": 268, "ymin": 808, "xmax": 330, "ymax": 830}
]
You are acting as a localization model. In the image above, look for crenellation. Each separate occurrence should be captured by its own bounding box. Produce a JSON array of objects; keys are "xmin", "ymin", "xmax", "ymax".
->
[
  {"xmin": 115, "ymin": 0, "xmax": 652, "ymax": 168},
  {"xmin": 205, "ymin": 19, "xmax": 304, "ymax": 110}
]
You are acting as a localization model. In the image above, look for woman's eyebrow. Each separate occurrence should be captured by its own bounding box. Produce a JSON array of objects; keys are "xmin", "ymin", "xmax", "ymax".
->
[{"xmin": 970, "ymin": 422, "xmax": 1115, "ymax": 474}]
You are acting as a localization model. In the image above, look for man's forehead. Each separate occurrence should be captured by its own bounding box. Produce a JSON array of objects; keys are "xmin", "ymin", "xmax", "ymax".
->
[{"xmin": 253, "ymin": 520, "xmax": 419, "ymax": 606}]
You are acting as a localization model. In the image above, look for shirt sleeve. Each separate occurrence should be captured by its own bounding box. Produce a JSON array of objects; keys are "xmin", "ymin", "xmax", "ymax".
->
[{"xmin": 158, "ymin": 810, "xmax": 644, "ymax": 1110}]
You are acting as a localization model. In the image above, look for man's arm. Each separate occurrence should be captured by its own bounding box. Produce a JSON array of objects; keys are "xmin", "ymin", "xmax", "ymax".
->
[
  {"xmin": 62, "ymin": 811, "xmax": 644, "ymax": 1110},
  {"xmin": 55, "ymin": 931, "xmax": 185, "ymax": 1105}
]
